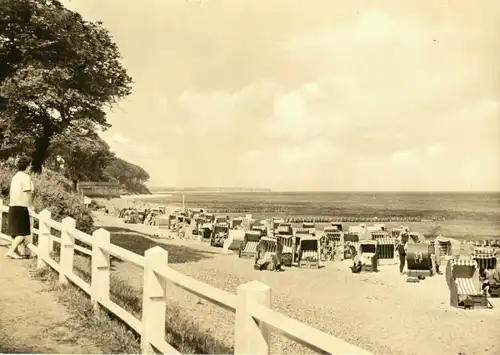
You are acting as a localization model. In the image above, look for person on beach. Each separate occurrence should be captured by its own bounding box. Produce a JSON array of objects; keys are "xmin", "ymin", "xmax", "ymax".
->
[
  {"xmin": 397, "ymin": 237, "xmax": 408, "ymax": 275},
  {"xmin": 6, "ymin": 156, "xmax": 34, "ymax": 259}
]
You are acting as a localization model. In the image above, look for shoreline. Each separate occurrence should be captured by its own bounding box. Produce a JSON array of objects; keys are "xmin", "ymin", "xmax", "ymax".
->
[{"xmin": 92, "ymin": 197, "xmax": 500, "ymax": 241}]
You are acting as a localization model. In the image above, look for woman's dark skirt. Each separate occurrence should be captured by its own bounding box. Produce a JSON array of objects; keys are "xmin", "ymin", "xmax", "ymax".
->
[{"xmin": 7, "ymin": 206, "xmax": 31, "ymax": 237}]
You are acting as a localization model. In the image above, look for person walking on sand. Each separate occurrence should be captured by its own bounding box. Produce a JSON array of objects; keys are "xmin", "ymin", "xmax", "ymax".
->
[{"xmin": 6, "ymin": 156, "xmax": 34, "ymax": 259}]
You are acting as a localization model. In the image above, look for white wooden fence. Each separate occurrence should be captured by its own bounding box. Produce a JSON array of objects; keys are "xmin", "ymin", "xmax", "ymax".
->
[{"xmin": 0, "ymin": 200, "xmax": 372, "ymax": 355}]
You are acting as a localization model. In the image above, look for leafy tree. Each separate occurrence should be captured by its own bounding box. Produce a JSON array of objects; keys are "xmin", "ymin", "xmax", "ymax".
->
[
  {"xmin": 50, "ymin": 120, "xmax": 115, "ymax": 191},
  {"xmin": 0, "ymin": 0, "xmax": 132, "ymax": 173},
  {"xmin": 104, "ymin": 157, "xmax": 151, "ymax": 194}
]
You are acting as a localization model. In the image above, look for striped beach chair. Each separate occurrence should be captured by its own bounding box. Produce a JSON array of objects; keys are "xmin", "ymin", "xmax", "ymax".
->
[
  {"xmin": 277, "ymin": 234, "xmax": 295, "ymax": 267},
  {"xmin": 254, "ymin": 236, "xmax": 283, "ymax": 271},
  {"xmin": 371, "ymin": 231, "xmax": 389, "ymax": 240},
  {"xmin": 376, "ymin": 237, "xmax": 395, "ymax": 260},
  {"xmin": 276, "ymin": 224, "xmax": 293, "ymax": 236},
  {"xmin": 446, "ymin": 258, "xmax": 491, "ymax": 309},
  {"xmin": 330, "ymin": 222, "xmax": 343, "ymax": 232},
  {"xmin": 239, "ymin": 231, "xmax": 262, "ymax": 259},
  {"xmin": 473, "ymin": 247, "xmax": 497, "ymax": 270},
  {"xmin": 320, "ymin": 230, "xmax": 342, "ymax": 261}
]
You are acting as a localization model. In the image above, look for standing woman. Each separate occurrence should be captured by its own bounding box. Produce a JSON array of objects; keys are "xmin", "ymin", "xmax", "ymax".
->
[{"xmin": 6, "ymin": 156, "xmax": 34, "ymax": 259}]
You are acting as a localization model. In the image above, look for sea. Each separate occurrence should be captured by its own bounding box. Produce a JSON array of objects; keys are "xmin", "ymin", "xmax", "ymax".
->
[{"xmin": 142, "ymin": 191, "xmax": 500, "ymax": 222}]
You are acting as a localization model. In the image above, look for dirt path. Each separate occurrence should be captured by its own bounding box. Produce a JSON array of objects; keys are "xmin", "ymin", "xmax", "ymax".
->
[{"xmin": 0, "ymin": 248, "xmax": 103, "ymax": 354}]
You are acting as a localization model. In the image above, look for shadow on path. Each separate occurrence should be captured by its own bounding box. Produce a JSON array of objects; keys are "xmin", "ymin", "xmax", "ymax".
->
[
  {"xmin": 100, "ymin": 225, "xmax": 217, "ymax": 264},
  {"xmin": 0, "ymin": 345, "xmax": 38, "ymax": 354}
]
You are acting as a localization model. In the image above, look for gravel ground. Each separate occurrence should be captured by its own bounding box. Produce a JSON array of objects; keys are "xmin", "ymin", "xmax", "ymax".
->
[{"xmin": 96, "ymin": 214, "xmax": 500, "ymax": 355}]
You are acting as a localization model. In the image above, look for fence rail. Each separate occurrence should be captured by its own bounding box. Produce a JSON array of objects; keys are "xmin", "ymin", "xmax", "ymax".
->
[{"xmin": 0, "ymin": 200, "xmax": 371, "ymax": 355}]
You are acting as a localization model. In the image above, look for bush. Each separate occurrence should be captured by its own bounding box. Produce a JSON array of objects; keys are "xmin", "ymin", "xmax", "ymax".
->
[{"xmin": 0, "ymin": 165, "xmax": 94, "ymax": 234}]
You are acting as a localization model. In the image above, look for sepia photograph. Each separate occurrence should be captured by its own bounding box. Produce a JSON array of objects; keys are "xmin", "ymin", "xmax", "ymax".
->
[{"xmin": 0, "ymin": 0, "xmax": 499, "ymax": 354}]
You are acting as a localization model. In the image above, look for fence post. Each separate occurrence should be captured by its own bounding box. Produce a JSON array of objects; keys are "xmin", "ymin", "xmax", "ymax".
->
[
  {"xmin": 235, "ymin": 280, "xmax": 271, "ymax": 355},
  {"xmin": 0, "ymin": 200, "xmax": 4, "ymax": 239},
  {"xmin": 59, "ymin": 217, "xmax": 76, "ymax": 284},
  {"xmin": 91, "ymin": 228, "xmax": 110, "ymax": 311},
  {"xmin": 37, "ymin": 209, "xmax": 52, "ymax": 269},
  {"xmin": 141, "ymin": 246, "xmax": 168, "ymax": 354}
]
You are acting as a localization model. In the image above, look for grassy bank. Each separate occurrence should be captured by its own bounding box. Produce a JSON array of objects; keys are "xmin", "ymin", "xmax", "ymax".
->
[{"xmin": 46, "ymin": 237, "xmax": 232, "ymax": 354}]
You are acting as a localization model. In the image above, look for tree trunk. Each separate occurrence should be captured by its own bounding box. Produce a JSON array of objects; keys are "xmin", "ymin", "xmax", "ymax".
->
[
  {"xmin": 72, "ymin": 179, "xmax": 78, "ymax": 192},
  {"xmin": 30, "ymin": 136, "xmax": 51, "ymax": 174}
]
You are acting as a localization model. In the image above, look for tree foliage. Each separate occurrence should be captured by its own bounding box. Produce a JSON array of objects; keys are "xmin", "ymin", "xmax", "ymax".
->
[
  {"xmin": 0, "ymin": 0, "xmax": 132, "ymax": 172},
  {"xmin": 0, "ymin": 164, "xmax": 94, "ymax": 233},
  {"xmin": 104, "ymin": 157, "xmax": 151, "ymax": 194},
  {"xmin": 49, "ymin": 120, "xmax": 115, "ymax": 190}
]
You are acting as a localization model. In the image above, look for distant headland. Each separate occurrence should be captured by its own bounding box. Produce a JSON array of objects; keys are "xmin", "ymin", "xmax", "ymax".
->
[{"xmin": 148, "ymin": 187, "xmax": 272, "ymax": 193}]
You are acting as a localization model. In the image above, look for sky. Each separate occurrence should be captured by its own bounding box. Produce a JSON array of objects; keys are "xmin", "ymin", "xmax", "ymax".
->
[{"xmin": 62, "ymin": 0, "xmax": 500, "ymax": 191}]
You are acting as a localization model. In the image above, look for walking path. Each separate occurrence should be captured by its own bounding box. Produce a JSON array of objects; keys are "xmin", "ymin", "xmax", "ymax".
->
[{"xmin": 0, "ymin": 246, "xmax": 103, "ymax": 354}]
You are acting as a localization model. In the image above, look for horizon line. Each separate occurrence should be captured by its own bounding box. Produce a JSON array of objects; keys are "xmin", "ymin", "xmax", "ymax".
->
[{"xmin": 146, "ymin": 188, "xmax": 500, "ymax": 193}]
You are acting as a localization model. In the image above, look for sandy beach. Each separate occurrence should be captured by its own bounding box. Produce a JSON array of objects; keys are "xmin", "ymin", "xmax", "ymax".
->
[{"xmin": 93, "ymin": 212, "xmax": 500, "ymax": 355}]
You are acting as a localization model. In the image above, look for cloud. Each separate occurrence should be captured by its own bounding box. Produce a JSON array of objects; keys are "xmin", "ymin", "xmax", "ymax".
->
[
  {"xmin": 169, "ymin": 9, "xmax": 499, "ymax": 190},
  {"xmin": 62, "ymin": 1, "xmax": 500, "ymax": 190}
]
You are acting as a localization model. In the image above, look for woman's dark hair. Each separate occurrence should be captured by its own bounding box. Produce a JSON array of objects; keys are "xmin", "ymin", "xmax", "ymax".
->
[{"xmin": 16, "ymin": 156, "xmax": 31, "ymax": 171}]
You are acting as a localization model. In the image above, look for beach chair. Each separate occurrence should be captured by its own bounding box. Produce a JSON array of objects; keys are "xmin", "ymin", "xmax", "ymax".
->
[
  {"xmin": 239, "ymin": 230, "xmax": 262, "ymax": 259},
  {"xmin": 302, "ymin": 222, "xmax": 316, "ymax": 236},
  {"xmin": 210, "ymin": 222, "xmax": 229, "ymax": 248},
  {"xmin": 254, "ymin": 236, "xmax": 283, "ymax": 271},
  {"xmin": 272, "ymin": 218, "xmax": 285, "ymax": 233},
  {"xmin": 351, "ymin": 240, "xmax": 378, "ymax": 272},
  {"xmin": 214, "ymin": 215, "xmax": 227, "ymax": 224},
  {"xmin": 330, "ymin": 222, "xmax": 343, "ymax": 232},
  {"xmin": 371, "ymin": 231, "xmax": 389, "ymax": 240},
  {"xmin": 342, "ymin": 233, "xmax": 360, "ymax": 260},
  {"xmin": 298, "ymin": 236, "xmax": 320, "ymax": 269},
  {"xmin": 406, "ymin": 242, "xmax": 435, "ymax": 280},
  {"xmin": 277, "ymin": 234, "xmax": 295, "ymax": 267},
  {"xmin": 231, "ymin": 218, "xmax": 243, "ymax": 229},
  {"xmin": 294, "ymin": 227, "xmax": 311, "ymax": 256},
  {"xmin": 473, "ymin": 247, "xmax": 497, "ymax": 270},
  {"xmin": 446, "ymin": 258, "xmax": 491, "ymax": 309},
  {"xmin": 435, "ymin": 237, "xmax": 453, "ymax": 258},
  {"xmin": 223, "ymin": 229, "xmax": 245, "ymax": 253},
  {"xmin": 487, "ymin": 269, "xmax": 500, "ymax": 298},
  {"xmin": 275, "ymin": 224, "xmax": 293, "ymax": 236},
  {"xmin": 376, "ymin": 237, "xmax": 395, "ymax": 260},
  {"xmin": 200, "ymin": 223, "xmax": 213, "ymax": 242},
  {"xmin": 251, "ymin": 225, "xmax": 268, "ymax": 237},
  {"xmin": 320, "ymin": 229, "xmax": 342, "ymax": 262}
]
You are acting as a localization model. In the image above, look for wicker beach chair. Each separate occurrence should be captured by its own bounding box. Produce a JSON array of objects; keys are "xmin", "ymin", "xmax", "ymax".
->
[
  {"xmin": 210, "ymin": 222, "xmax": 229, "ymax": 247},
  {"xmin": 376, "ymin": 237, "xmax": 396, "ymax": 260},
  {"xmin": 298, "ymin": 236, "xmax": 320, "ymax": 269},
  {"xmin": 254, "ymin": 236, "xmax": 283, "ymax": 271},
  {"xmin": 277, "ymin": 234, "xmax": 295, "ymax": 267},
  {"xmin": 406, "ymin": 242, "xmax": 435, "ymax": 280},
  {"xmin": 473, "ymin": 247, "xmax": 498, "ymax": 270},
  {"xmin": 446, "ymin": 258, "xmax": 491, "ymax": 309},
  {"xmin": 240, "ymin": 230, "xmax": 262, "ymax": 259}
]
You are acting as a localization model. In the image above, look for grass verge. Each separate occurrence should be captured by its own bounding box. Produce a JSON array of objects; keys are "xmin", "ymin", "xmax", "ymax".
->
[
  {"xmin": 30, "ymin": 266, "xmax": 141, "ymax": 354},
  {"xmin": 37, "ymin": 251, "xmax": 233, "ymax": 354}
]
